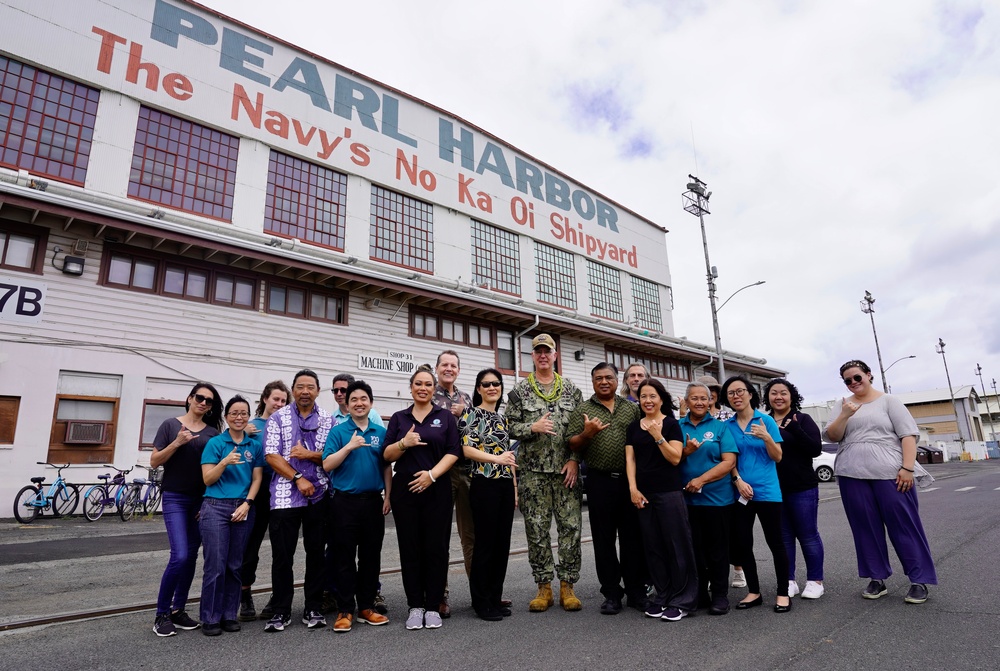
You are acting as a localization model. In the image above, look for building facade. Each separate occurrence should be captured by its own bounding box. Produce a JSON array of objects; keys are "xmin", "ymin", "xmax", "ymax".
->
[{"xmin": 0, "ymin": 0, "xmax": 781, "ymax": 513}]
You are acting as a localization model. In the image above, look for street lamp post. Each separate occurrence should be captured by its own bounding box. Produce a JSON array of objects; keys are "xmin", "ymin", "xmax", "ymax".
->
[
  {"xmin": 883, "ymin": 355, "xmax": 916, "ymax": 394},
  {"xmin": 717, "ymin": 281, "xmax": 766, "ymax": 312},
  {"xmin": 936, "ymin": 338, "xmax": 966, "ymax": 454},
  {"xmin": 682, "ymin": 176, "xmax": 726, "ymax": 381},
  {"xmin": 860, "ymin": 291, "xmax": 888, "ymax": 392},
  {"xmin": 975, "ymin": 363, "xmax": 995, "ymax": 441}
]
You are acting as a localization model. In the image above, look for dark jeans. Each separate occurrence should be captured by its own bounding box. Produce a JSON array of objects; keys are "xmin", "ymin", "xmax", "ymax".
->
[
  {"xmin": 469, "ymin": 477, "xmax": 515, "ymax": 612},
  {"xmin": 586, "ymin": 470, "xmax": 647, "ymax": 601},
  {"xmin": 269, "ymin": 496, "xmax": 328, "ymax": 616},
  {"xmin": 781, "ymin": 487, "xmax": 825, "ymax": 581},
  {"xmin": 332, "ymin": 491, "xmax": 385, "ymax": 613},
  {"xmin": 157, "ymin": 491, "xmax": 202, "ymax": 615},
  {"xmin": 391, "ymin": 473, "xmax": 453, "ymax": 611},
  {"xmin": 239, "ymin": 470, "xmax": 271, "ymax": 589},
  {"xmin": 731, "ymin": 500, "xmax": 789, "ymax": 596},
  {"xmin": 199, "ymin": 498, "xmax": 254, "ymax": 624},
  {"xmin": 688, "ymin": 504, "xmax": 730, "ymax": 604},
  {"xmin": 638, "ymin": 490, "xmax": 698, "ymax": 611}
]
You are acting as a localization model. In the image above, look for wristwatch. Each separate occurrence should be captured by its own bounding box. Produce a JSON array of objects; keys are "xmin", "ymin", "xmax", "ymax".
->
[
  {"xmin": 655, "ymin": 438, "xmax": 666, "ymax": 445},
  {"xmin": 292, "ymin": 472, "xmax": 303, "ymax": 481}
]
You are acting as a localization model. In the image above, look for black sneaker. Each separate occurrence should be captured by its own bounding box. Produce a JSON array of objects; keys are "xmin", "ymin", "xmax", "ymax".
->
[
  {"xmin": 862, "ymin": 580, "xmax": 888, "ymax": 599},
  {"xmin": 169, "ymin": 610, "xmax": 201, "ymax": 630},
  {"xmin": 264, "ymin": 613, "xmax": 290, "ymax": 632},
  {"xmin": 373, "ymin": 590, "xmax": 388, "ymax": 615},
  {"xmin": 259, "ymin": 597, "xmax": 275, "ymax": 620},
  {"xmin": 153, "ymin": 613, "xmax": 177, "ymax": 637},
  {"xmin": 238, "ymin": 591, "xmax": 256, "ymax": 622},
  {"xmin": 302, "ymin": 610, "xmax": 327, "ymax": 629},
  {"xmin": 904, "ymin": 583, "xmax": 928, "ymax": 604},
  {"xmin": 599, "ymin": 598, "xmax": 623, "ymax": 615}
]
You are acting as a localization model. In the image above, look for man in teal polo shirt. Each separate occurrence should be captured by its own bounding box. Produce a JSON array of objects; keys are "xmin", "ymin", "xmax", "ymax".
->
[{"xmin": 323, "ymin": 380, "xmax": 392, "ymax": 633}]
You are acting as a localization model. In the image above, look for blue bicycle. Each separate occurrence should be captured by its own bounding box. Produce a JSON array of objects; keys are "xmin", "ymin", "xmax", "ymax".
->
[
  {"xmin": 118, "ymin": 467, "xmax": 163, "ymax": 521},
  {"xmin": 82, "ymin": 465, "xmax": 134, "ymax": 522},
  {"xmin": 13, "ymin": 462, "xmax": 80, "ymax": 524}
]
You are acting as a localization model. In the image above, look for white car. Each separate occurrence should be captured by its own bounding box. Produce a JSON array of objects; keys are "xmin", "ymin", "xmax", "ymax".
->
[{"xmin": 813, "ymin": 444, "xmax": 838, "ymax": 483}]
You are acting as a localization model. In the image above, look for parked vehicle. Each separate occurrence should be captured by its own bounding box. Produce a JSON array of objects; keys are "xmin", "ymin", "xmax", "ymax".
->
[{"xmin": 813, "ymin": 444, "xmax": 838, "ymax": 483}]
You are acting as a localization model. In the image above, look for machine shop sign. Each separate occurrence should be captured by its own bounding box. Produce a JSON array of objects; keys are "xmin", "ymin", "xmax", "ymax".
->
[
  {"xmin": 0, "ymin": 276, "xmax": 45, "ymax": 324},
  {"xmin": 358, "ymin": 350, "xmax": 416, "ymax": 375}
]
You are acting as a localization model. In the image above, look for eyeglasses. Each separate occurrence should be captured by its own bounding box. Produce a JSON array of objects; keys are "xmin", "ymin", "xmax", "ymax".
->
[
  {"xmin": 726, "ymin": 388, "xmax": 747, "ymax": 398},
  {"xmin": 480, "ymin": 381, "xmax": 502, "ymax": 388},
  {"xmin": 333, "ymin": 388, "xmax": 348, "ymax": 395},
  {"xmin": 227, "ymin": 411, "xmax": 250, "ymax": 418},
  {"xmin": 193, "ymin": 393, "xmax": 214, "ymax": 404},
  {"xmin": 843, "ymin": 374, "xmax": 864, "ymax": 386}
]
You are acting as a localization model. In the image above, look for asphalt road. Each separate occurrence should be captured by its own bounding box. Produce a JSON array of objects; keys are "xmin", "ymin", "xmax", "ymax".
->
[{"xmin": 1, "ymin": 462, "xmax": 999, "ymax": 670}]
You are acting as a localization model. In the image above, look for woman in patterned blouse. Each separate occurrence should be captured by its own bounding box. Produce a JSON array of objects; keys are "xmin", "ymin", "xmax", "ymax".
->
[{"xmin": 460, "ymin": 368, "xmax": 518, "ymax": 622}]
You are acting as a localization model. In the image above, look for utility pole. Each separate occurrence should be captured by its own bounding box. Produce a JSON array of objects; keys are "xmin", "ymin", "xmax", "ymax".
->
[
  {"xmin": 682, "ymin": 176, "xmax": 725, "ymax": 381},
  {"xmin": 937, "ymin": 338, "xmax": 966, "ymax": 455},
  {"xmin": 860, "ymin": 291, "xmax": 888, "ymax": 391}
]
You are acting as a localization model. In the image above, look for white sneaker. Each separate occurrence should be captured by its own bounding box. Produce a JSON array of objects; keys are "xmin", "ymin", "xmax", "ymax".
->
[
  {"xmin": 405, "ymin": 607, "xmax": 425, "ymax": 630},
  {"xmin": 788, "ymin": 581, "xmax": 800, "ymax": 598},
  {"xmin": 731, "ymin": 569, "xmax": 746, "ymax": 588},
  {"xmin": 801, "ymin": 581, "xmax": 825, "ymax": 599}
]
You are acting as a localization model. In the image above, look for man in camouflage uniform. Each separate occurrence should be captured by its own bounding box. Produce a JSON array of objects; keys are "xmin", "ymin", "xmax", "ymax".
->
[{"xmin": 506, "ymin": 334, "xmax": 584, "ymax": 612}]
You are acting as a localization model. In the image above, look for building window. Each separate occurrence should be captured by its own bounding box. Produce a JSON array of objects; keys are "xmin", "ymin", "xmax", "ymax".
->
[
  {"xmin": 0, "ymin": 221, "xmax": 47, "ymax": 273},
  {"xmin": 535, "ymin": 242, "xmax": 576, "ymax": 309},
  {"xmin": 265, "ymin": 151, "xmax": 347, "ymax": 250},
  {"xmin": 140, "ymin": 400, "xmax": 184, "ymax": 450},
  {"xmin": 267, "ymin": 282, "xmax": 345, "ymax": 324},
  {"xmin": 606, "ymin": 346, "xmax": 691, "ymax": 382},
  {"xmin": 102, "ymin": 248, "xmax": 258, "ymax": 310},
  {"xmin": 48, "ymin": 372, "xmax": 121, "ymax": 464},
  {"xmin": 631, "ymin": 276, "xmax": 663, "ymax": 332},
  {"xmin": 0, "ymin": 56, "xmax": 99, "ymax": 185},
  {"xmin": 128, "ymin": 106, "xmax": 239, "ymax": 221},
  {"xmin": 410, "ymin": 308, "xmax": 493, "ymax": 349},
  {"xmin": 0, "ymin": 395, "xmax": 20, "ymax": 444},
  {"xmin": 496, "ymin": 329, "xmax": 516, "ymax": 373},
  {"xmin": 471, "ymin": 220, "xmax": 520, "ymax": 295},
  {"xmin": 369, "ymin": 185, "xmax": 434, "ymax": 273},
  {"xmin": 587, "ymin": 261, "xmax": 623, "ymax": 321}
]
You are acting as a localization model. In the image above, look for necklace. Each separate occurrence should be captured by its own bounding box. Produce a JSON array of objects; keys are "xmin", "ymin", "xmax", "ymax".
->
[{"xmin": 528, "ymin": 372, "xmax": 563, "ymax": 402}]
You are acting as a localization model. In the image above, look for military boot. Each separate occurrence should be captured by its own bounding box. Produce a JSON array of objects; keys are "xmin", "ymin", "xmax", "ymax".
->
[
  {"xmin": 560, "ymin": 581, "xmax": 582, "ymax": 611},
  {"xmin": 529, "ymin": 582, "xmax": 554, "ymax": 612}
]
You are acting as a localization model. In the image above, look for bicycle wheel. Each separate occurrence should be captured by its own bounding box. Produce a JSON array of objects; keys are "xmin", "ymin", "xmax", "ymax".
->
[
  {"xmin": 83, "ymin": 485, "xmax": 108, "ymax": 522},
  {"xmin": 119, "ymin": 485, "xmax": 141, "ymax": 522},
  {"xmin": 53, "ymin": 483, "xmax": 81, "ymax": 517},
  {"xmin": 13, "ymin": 486, "xmax": 41, "ymax": 524},
  {"xmin": 144, "ymin": 483, "xmax": 163, "ymax": 514}
]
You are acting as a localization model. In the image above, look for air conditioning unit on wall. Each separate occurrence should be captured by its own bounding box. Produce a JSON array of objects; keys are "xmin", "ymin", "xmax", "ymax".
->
[{"xmin": 64, "ymin": 420, "xmax": 108, "ymax": 445}]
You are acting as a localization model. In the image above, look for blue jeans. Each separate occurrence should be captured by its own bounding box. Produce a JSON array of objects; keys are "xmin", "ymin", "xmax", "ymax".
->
[
  {"xmin": 781, "ymin": 487, "xmax": 825, "ymax": 581},
  {"xmin": 199, "ymin": 498, "xmax": 255, "ymax": 624},
  {"xmin": 157, "ymin": 491, "xmax": 202, "ymax": 615}
]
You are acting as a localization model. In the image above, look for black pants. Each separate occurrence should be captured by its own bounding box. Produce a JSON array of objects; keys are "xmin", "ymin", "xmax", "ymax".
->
[
  {"xmin": 239, "ymin": 470, "xmax": 271, "ymax": 589},
  {"xmin": 332, "ymin": 491, "xmax": 385, "ymax": 613},
  {"xmin": 390, "ymin": 474, "xmax": 453, "ymax": 611},
  {"xmin": 469, "ymin": 477, "xmax": 515, "ymax": 612},
  {"xmin": 688, "ymin": 504, "xmax": 730, "ymax": 603},
  {"xmin": 638, "ymin": 490, "xmax": 698, "ymax": 611},
  {"xmin": 731, "ymin": 500, "xmax": 788, "ymax": 597},
  {"xmin": 269, "ymin": 496, "xmax": 328, "ymax": 616},
  {"xmin": 586, "ymin": 470, "xmax": 648, "ymax": 601}
]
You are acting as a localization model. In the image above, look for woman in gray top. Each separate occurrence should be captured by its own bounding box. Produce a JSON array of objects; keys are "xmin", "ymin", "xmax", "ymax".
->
[{"xmin": 823, "ymin": 360, "xmax": 937, "ymax": 605}]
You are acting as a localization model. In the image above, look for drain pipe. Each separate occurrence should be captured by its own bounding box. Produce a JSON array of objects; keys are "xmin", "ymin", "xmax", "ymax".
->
[{"xmin": 513, "ymin": 314, "xmax": 541, "ymax": 378}]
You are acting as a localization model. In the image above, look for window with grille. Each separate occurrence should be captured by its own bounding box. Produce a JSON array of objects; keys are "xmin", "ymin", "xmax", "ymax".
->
[
  {"xmin": 265, "ymin": 150, "xmax": 347, "ymax": 250},
  {"xmin": 410, "ymin": 308, "xmax": 492, "ymax": 349},
  {"xmin": 0, "ymin": 56, "xmax": 99, "ymax": 185},
  {"xmin": 631, "ymin": 275, "xmax": 663, "ymax": 331},
  {"xmin": 128, "ymin": 106, "xmax": 239, "ymax": 220},
  {"xmin": 534, "ymin": 242, "xmax": 576, "ymax": 309},
  {"xmin": 369, "ymin": 185, "xmax": 434, "ymax": 273},
  {"xmin": 471, "ymin": 220, "xmax": 520, "ymax": 295},
  {"xmin": 587, "ymin": 260, "xmax": 623, "ymax": 320}
]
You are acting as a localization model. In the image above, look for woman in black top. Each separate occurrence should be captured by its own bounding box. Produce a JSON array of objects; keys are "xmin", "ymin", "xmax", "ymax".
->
[
  {"xmin": 383, "ymin": 366, "xmax": 461, "ymax": 631},
  {"xmin": 151, "ymin": 382, "xmax": 223, "ymax": 637},
  {"xmin": 764, "ymin": 378, "xmax": 825, "ymax": 600},
  {"xmin": 625, "ymin": 378, "xmax": 697, "ymax": 621}
]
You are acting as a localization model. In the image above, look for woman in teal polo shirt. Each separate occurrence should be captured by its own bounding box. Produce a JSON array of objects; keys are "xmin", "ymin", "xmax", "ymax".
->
[
  {"xmin": 199, "ymin": 395, "xmax": 265, "ymax": 636},
  {"xmin": 722, "ymin": 375, "xmax": 788, "ymax": 613}
]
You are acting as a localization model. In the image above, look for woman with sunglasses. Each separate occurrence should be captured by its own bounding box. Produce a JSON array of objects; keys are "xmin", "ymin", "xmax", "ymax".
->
[
  {"xmin": 459, "ymin": 368, "xmax": 517, "ymax": 621},
  {"xmin": 823, "ymin": 360, "xmax": 936, "ymax": 604},
  {"xmin": 721, "ymin": 375, "xmax": 790, "ymax": 613},
  {"xmin": 151, "ymin": 382, "xmax": 224, "ymax": 637},
  {"xmin": 763, "ymin": 378, "xmax": 825, "ymax": 600},
  {"xmin": 198, "ymin": 395, "xmax": 265, "ymax": 636}
]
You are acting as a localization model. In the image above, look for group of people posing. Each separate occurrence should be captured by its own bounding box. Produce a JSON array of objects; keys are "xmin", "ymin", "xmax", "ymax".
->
[{"xmin": 148, "ymin": 336, "xmax": 938, "ymax": 637}]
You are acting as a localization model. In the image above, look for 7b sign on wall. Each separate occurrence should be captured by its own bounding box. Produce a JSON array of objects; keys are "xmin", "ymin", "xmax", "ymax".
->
[{"xmin": 0, "ymin": 277, "xmax": 45, "ymax": 324}]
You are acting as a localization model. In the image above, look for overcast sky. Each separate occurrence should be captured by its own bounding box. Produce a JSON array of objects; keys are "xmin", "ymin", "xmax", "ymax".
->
[{"xmin": 206, "ymin": 0, "xmax": 1000, "ymax": 406}]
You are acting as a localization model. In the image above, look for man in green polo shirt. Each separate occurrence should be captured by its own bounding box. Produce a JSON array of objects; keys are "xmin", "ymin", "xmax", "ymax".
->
[{"xmin": 567, "ymin": 362, "xmax": 647, "ymax": 615}]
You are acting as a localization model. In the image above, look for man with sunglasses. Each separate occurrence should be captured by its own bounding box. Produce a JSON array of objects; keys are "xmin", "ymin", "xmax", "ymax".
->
[
  {"xmin": 333, "ymin": 373, "xmax": 385, "ymax": 429},
  {"xmin": 506, "ymin": 334, "xmax": 584, "ymax": 612}
]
